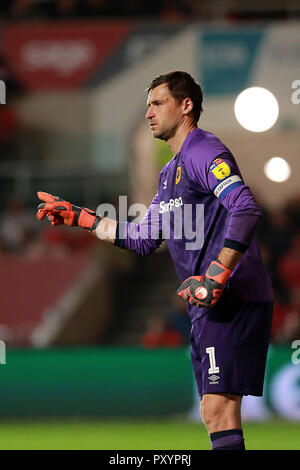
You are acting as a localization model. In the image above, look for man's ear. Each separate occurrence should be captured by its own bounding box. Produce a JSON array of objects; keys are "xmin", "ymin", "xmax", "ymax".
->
[{"xmin": 182, "ymin": 97, "xmax": 194, "ymax": 115}]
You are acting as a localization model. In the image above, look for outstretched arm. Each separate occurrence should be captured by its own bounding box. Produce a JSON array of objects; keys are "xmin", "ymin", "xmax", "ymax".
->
[
  {"xmin": 36, "ymin": 191, "xmax": 117, "ymax": 244},
  {"xmin": 36, "ymin": 191, "xmax": 163, "ymax": 254}
]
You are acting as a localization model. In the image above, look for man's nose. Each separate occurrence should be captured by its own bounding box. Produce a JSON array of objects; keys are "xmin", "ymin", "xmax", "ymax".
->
[{"xmin": 145, "ymin": 107, "xmax": 154, "ymax": 119}]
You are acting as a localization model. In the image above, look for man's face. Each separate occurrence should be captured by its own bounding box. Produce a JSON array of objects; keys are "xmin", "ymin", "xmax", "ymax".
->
[{"xmin": 145, "ymin": 84, "xmax": 185, "ymax": 141}]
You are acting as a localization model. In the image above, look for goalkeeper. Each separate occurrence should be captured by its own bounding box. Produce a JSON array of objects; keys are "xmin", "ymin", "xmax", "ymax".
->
[{"xmin": 36, "ymin": 71, "xmax": 273, "ymax": 451}]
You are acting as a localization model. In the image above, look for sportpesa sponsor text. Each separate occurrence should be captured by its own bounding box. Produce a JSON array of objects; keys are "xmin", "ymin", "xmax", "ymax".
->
[{"xmin": 159, "ymin": 197, "xmax": 183, "ymax": 214}]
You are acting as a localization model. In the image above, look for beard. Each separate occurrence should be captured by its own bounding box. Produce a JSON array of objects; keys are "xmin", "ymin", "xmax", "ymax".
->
[{"xmin": 153, "ymin": 123, "xmax": 177, "ymax": 142}]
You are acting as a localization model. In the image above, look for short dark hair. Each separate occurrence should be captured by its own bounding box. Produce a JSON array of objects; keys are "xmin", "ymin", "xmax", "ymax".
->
[{"xmin": 146, "ymin": 71, "xmax": 203, "ymax": 123}]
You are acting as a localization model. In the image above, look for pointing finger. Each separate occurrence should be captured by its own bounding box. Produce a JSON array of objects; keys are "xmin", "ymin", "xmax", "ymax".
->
[{"xmin": 37, "ymin": 191, "xmax": 56, "ymax": 203}]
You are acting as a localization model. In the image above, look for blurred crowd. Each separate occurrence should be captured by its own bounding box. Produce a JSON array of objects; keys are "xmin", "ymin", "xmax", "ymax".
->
[
  {"xmin": 1, "ymin": 192, "xmax": 300, "ymax": 346},
  {"xmin": 0, "ymin": 0, "xmax": 298, "ymax": 21}
]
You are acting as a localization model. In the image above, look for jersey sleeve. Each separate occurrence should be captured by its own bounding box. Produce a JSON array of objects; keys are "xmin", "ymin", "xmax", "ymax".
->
[
  {"xmin": 114, "ymin": 192, "xmax": 164, "ymax": 256},
  {"xmin": 186, "ymin": 151, "xmax": 263, "ymax": 251}
]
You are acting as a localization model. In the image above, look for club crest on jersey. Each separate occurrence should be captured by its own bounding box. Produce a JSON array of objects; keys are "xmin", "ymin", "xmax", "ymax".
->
[
  {"xmin": 209, "ymin": 158, "xmax": 231, "ymax": 180},
  {"xmin": 175, "ymin": 166, "xmax": 181, "ymax": 184}
]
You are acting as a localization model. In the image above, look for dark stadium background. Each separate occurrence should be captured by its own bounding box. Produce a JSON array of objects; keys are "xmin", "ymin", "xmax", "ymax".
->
[{"xmin": 0, "ymin": 0, "xmax": 299, "ymax": 450}]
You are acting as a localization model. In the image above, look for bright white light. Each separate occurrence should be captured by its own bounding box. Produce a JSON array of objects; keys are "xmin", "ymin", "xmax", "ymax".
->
[
  {"xmin": 234, "ymin": 87, "xmax": 279, "ymax": 132},
  {"xmin": 264, "ymin": 157, "xmax": 291, "ymax": 182}
]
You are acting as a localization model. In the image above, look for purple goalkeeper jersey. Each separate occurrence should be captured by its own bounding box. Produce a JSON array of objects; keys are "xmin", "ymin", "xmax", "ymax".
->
[{"xmin": 116, "ymin": 128, "xmax": 273, "ymax": 323}]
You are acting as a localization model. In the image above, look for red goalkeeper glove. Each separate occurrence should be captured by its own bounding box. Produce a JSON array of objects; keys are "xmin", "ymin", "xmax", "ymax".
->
[
  {"xmin": 176, "ymin": 260, "xmax": 232, "ymax": 308},
  {"xmin": 36, "ymin": 191, "xmax": 100, "ymax": 231}
]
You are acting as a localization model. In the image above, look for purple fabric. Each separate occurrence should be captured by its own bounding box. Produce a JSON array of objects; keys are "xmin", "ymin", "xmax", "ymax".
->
[
  {"xmin": 121, "ymin": 193, "xmax": 162, "ymax": 256},
  {"xmin": 191, "ymin": 301, "xmax": 273, "ymax": 398},
  {"xmin": 211, "ymin": 433, "xmax": 244, "ymax": 450},
  {"xmin": 119, "ymin": 128, "xmax": 273, "ymax": 323},
  {"xmin": 183, "ymin": 131, "xmax": 262, "ymax": 244}
]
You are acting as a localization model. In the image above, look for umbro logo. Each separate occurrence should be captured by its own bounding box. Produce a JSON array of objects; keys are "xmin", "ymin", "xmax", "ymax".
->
[
  {"xmin": 162, "ymin": 180, "xmax": 167, "ymax": 189},
  {"xmin": 209, "ymin": 375, "xmax": 219, "ymax": 384}
]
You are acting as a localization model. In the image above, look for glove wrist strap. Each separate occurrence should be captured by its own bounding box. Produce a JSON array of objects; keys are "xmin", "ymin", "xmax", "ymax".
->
[
  {"xmin": 205, "ymin": 260, "xmax": 232, "ymax": 286},
  {"xmin": 87, "ymin": 215, "xmax": 101, "ymax": 232}
]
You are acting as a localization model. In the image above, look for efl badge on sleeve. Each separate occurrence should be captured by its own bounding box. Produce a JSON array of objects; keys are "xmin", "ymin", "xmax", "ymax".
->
[
  {"xmin": 209, "ymin": 158, "xmax": 231, "ymax": 180},
  {"xmin": 175, "ymin": 166, "xmax": 181, "ymax": 184}
]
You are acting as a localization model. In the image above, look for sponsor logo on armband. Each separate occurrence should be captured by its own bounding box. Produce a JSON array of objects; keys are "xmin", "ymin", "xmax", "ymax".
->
[{"xmin": 214, "ymin": 175, "xmax": 243, "ymax": 199}]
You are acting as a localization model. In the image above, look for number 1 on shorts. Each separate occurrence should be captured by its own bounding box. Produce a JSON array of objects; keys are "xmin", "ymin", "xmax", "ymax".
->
[{"xmin": 206, "ymin": 346, "xmax": 220, "ymax": 374}]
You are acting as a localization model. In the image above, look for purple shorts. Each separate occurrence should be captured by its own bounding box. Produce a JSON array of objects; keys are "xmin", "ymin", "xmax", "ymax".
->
[{"xmin": 190, "ymin": 299, "xmax": 273, "ymax": 399}]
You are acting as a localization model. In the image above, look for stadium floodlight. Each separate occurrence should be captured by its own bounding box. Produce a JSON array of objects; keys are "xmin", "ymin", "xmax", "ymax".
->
[
  {"xmin": 234, "ymin": 87, "xmax": 279, "ymax": 132},
  {"xmin": 264, "ymin": 157, "xmax": 291, "ymax": 182}
]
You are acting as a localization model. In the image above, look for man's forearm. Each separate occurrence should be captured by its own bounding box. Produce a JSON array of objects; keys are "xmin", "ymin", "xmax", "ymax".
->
[
  {"xmin": 91, "ymin": 217, "xmax": 118, "ymax": 244},
  {"xmin": 217, "ymin": 246, "xmax": 244, "ymax": 271}
]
